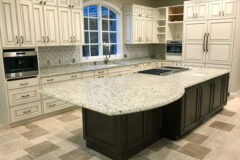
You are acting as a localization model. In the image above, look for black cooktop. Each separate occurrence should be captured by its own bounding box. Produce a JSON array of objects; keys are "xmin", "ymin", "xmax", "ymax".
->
[
  {"xmin": 138, "ymin": 67, "xmax": 190, "ymax": 76},
  {"xmin": 138, "ymin": 69, "xmax": 172, "ymax": 76}
]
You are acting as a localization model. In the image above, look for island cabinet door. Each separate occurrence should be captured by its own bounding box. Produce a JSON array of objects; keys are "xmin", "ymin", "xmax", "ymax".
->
[
  {"xmin": 199, "ymin": 81, "xmax": 213, "ymax": 122},
  {"xmin": 182, "ymin": 85, "xmax": 200, "ymax": 134},
  {"xmin": 212, "ymin": 75, "xmax": 227, "ymax": 113}
]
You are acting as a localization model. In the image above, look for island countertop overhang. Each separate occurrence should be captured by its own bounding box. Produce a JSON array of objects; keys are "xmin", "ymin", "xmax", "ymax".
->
[{"xmin": 39, "ymin": 68, "xmax": 230, "ymax": 116}]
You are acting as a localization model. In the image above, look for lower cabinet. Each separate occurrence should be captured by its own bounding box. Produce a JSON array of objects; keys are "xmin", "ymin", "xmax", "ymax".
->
[
  {"xmin": 163, "ymin": 73, "xmax": 229, "ymax": 140},
  {"xmin": 10, "ymin": 101, "xmax": 42, "ymax": 123},
  {"xmin": 43, "ymin": 98, "xmax": 74, "ymax": 114}
]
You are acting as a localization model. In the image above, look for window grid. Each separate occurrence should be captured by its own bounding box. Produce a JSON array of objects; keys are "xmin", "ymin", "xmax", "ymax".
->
[{"xmin": 83, "ymin": 5, "xmax": 118, "ymax": 58}]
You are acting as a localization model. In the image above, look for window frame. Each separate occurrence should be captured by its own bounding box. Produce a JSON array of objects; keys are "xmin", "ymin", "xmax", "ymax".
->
[{"xmin": 81, "ymin": 1, "xmax": 123, "ymax": 62}]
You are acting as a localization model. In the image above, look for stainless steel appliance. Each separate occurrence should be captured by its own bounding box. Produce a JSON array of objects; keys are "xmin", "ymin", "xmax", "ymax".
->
[
  {"xmin": 3, "ymin": 49, "xmax": 39, "ymax": 80},
  {"xmin": 166, "ymin": 40, "xmax": 182, "ymax": 56}
]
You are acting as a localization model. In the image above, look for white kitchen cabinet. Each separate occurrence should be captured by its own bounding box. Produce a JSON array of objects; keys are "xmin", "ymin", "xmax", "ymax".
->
[
  {"xmin": 0, "ymin": 0, "xmax": 19, "ymax": 48},
  {"xmin": 209, "ymin": 0, "xmax": 236, "ymax": 19},
  {"xmin": 59, "ymin": 7, "xmax": 72, "ymax": 45},
  {"xmin": 124, "ymin": 5, "xmax": 154, "ymax": 44},
  {"xmin": 184, "ymin": 2, "xmax": 208, "ymax": 21},
  {"xmin": 33, "ymin": 5, "xmax": 45, "ymax": 45},
  {"xmin": 71, "ymin": 9, "xmax": 84, "ymax": 45},
  {"xmin": 33, "ymin": 4, "xmax": 59, "ymax": 46},
  {"xmin": 44, "ymin": 5, "xmax": 59, "ymax": 45},
  {"xmin": 16, "ymin": 0, "xmax": 36, "ymax": 47},
  {"xmin": 0, "ymin": 0, "xmax": 35, "ymax": 48},
  {"xmin": 43, "ymin": 98, "xmax": 73, "ymax": 114},
  {"xmin": 222, "ymin": 0, "xmax": 237, "ymax": 18}
]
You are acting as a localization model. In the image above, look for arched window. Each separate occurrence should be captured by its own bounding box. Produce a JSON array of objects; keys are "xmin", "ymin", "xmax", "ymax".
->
[{"xmin": 82, "ymin": 4, "xmax": 121, "ymax": 59}]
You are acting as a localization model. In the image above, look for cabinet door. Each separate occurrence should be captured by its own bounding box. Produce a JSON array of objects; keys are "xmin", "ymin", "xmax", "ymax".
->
[
  {"xmin": 71, "ymin": 8, "xmax": 84, "ymax": 44},
  {"xmin": 133, "ymin": 17, "xmax": 140, "ymax": 43},
  {"xmin": 132, "ymin": 5, "xmax": 140, "ymax": 16},
  {"xmin": 0, "ymin": 0, "xmax": 19, "ymax": 48},
  {"xmin": 222, "ymin": 0, "xmax": 236, "ymax": 18},
  {"xmin": 71, "ymin": 0, "xmax": 82, "ymax": 8},
  {"xmin": 222, "ymin": 75, "xmax": 229, "ymax": 104},
  {"xmin": 145, "ymin": 19, "xmax": 153, "ymax": 43},
  {"xmin": 59, "ymin": 7, "xmax": 72, "ymax": 45},
  {"xmin": 182, "ymin": 85, "xmax": 199, "ymax": 133},
  {"xmin": 43, "ymin": 5, "xmax": 59, "ymax": 45},
  {"xmin": 199, "ymin": 81, "xmax": 212, "ymax": 121},
  {"xmin": 196, "ymin": 3, "xmax": 208, "ymax": 20},
  {"xmin": 33, "ymin": 5, "xmax": 45, "ymax": 45},
  {"xmin": 184, "ymin": 3, "xmax": 196, "ymax": 21},
  {"xmin": 206, "ymin": 44, "xmax": 232, "ymax": 64},
  {"xmin": 212, "ymin": 77, "xmax": 224, "ymax": 112},
  {"xmin": 208, "ymin": 19, "xmax": 235, "ymax": 43},
  {"xmin": 16, "ymin": 0, "xmax": 36, "ymax": 47},
  {"xmin": 183, "ymin": 21, "xmax": 208, "ymax": 63},
  {"xmin": 146, "ymin": 7, "xmax": 153, "ymax": 18},
  {"xmin": 208, "ymin": 1, "xmax": 222, "ymax": 19},
  {"xmin": 58, "ymin": 0, "xmax": 70, "ymax": 8}
]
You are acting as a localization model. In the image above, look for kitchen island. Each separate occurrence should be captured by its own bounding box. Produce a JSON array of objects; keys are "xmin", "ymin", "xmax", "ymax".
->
[{"xmin": 40, "ymin": 68, "xmax": 229, "ymax": 160}]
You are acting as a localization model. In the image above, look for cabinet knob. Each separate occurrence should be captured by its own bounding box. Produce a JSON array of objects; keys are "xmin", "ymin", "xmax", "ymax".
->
[
  {"xmin": 72, "ymin": 5, "xmax": 74, "ymax": 8},
  {"xmin": 23, "ymin": 110, "xmax": 32, "ymax": 114},
  {"xmin": 20, "ymin": 36, "xmax": 24, "ymax": 44},
  {"xmin": 69, "ymin": 4, "xmax": 71, "ymax": 8},
  {"xmin": 40, "ymin": 1, "xmax": 42, "ymax": 4}
]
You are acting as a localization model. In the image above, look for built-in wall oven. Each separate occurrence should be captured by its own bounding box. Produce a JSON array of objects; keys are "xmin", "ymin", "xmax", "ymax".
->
[
  {"xmin": 166, "ymin": 40, "xmax": 182, "ymax": 61},
  {"xmin": 3, "ymin": 49, "xmax": 39, "ymax": 80}
]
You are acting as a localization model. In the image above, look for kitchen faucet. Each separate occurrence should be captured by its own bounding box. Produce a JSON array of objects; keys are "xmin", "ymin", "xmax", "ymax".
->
[{"xmin": 104, "ymin": 43, "xmax": 111, "ymax": 64}]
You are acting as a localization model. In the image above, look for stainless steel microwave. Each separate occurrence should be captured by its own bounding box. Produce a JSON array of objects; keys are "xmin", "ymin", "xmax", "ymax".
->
[
  {"xmin": 3, "ymin": 49, "xmax": 39, "ymax": 80},
  {"xmin": 166, "ymin": 40, "xmax": 182, "ymax": 56}
]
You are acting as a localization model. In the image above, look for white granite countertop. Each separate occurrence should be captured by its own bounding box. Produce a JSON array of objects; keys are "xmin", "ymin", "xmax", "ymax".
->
[
  {"xmin": 39, "ymin": 58, "xmax": 164, "ymax": 77},
  {"xmin": 39, "ymin": 68, "xmax": 229, "ymax": 116}
]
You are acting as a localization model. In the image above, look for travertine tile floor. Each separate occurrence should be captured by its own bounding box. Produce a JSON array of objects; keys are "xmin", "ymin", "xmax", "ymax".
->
[{"xmin": 0, "ymin": 95, "xmax": 240, "ymax": 160}]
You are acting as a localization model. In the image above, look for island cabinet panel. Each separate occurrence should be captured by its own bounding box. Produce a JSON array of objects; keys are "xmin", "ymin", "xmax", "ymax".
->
[
  {"xmin": 163, "ymin": 73, "xmax": 229, "ymax": 140},
  {"xmin": 199, "ymin": 81, "xmax": 213, "ymax": 121},
  {"xmin": 82, "ymin": 108, "xmax": 162, "ymax": 160},
  {"xmin": 182, "ymin": 85, "xmax": 199, "ymax": 134}
]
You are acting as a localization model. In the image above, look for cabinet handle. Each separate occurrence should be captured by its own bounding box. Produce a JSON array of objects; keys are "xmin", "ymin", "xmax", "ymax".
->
[
  {"xmin": 47, "ymin": 79, "xmax": 54, "ymax": 82},
  {"xmin": 44, "ymin": 1, "xmax": 46, "ymax": 5},
  {"xmin": 98, "ymin": 76, "xmax": 104, "ymax": 78},
  {"xmin": 71, "ymin": 75, "xmax": 77, "ymax": 78},
  {"xmin": 98, "ymin": 71, "xmax": 104, "ymax": 74},
  {"xmin": 20, "ymin": 36, "xmax": 24, "ymax": 44},
  {"xmin": 70, "ymin": 36, "xmax": 73, "ymax": 43},
  {"xmin": 16, "ymin": 36, "xmax": 19, "ymax": 44},
  {"xmin": 43, "ymin": 36, "xmax": 46, "ymax": 43},
  {"xmin": 23, "ymin": 110, "xmax": 32, "ymax": 114},
  {"xmin": 46, "ymin": 36, "xmax": 49, "ymax": 43},
  {"xmin": 203, "ymin": 33, "xmax": 207, "ymax": 52},
  {"xmin": 20, "ymin": 83, "xmax": 29, "ymax": 86},
  {"xmin": 69, "ymin": 4, "xmax": 71, "ymax": 8},
  {"xmin": 40, "ymin": 1, "xmax": 42, "ymax": 4},
  {"xmin": 21, "ymin": 95, "xmax": 30, "ymax": 98},
  {"xmin": 222, "ymin": 11, "xmax": 225, "ymax": 16}
]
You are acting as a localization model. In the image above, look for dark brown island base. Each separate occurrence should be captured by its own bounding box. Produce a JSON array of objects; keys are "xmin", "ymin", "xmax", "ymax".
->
[{"xmin": 82, "ymin": 73, "xmax": 229, "ymax": 160}]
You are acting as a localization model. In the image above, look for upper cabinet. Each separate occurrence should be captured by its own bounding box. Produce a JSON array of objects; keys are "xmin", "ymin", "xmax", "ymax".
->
[
  {"xmin": 124, "ymin": 5, "xmax": 154, "ymax": 44},
  {"xmin": 185, "ymin": 2, "xmax": 208, "ymax": 20},
  {"xmin": 33, "ymin": 4, "xmax": 59, "ymax": 46},
  {"xmin": 0, "ymin": 0, "xmax": 35, "ymax": 48},
  {"xmin": 185, "ymin": 0, "xmax": 237, "ymax": 21}
]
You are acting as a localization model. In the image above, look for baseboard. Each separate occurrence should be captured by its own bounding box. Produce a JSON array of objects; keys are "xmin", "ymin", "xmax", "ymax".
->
[{"xmin": 229, "ymin": 90, "xmax": 240, "ymax": 98}]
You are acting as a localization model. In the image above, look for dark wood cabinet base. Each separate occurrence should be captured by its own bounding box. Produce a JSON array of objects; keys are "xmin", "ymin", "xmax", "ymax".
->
[{"xmin": 82, "ymin": 73, "xmax": 229, "ymax": 160}]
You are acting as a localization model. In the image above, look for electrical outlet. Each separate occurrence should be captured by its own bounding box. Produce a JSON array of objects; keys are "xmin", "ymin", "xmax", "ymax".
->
[{"xmin": 72, "ymin": 58, "xmax": 76, "ymax": 63}]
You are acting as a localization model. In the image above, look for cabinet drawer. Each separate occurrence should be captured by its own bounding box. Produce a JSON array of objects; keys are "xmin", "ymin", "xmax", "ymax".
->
[
  {"xmin": 10, "ymin": 102, "xmax": 42, "ymax": 123},
  {"xmin": 172, "ymin": 62, "xmax": 183, "ymax": 67},
  {"xmin": 7, "ymin": 77, "xmax": 39, "ymax": 90},
  {"xmin": 41, "ymin": 76, "xmax": 64, "ymax": 84},
  {"xmin": 8, "ymin": 86, "xmax": 40, "ymax": 106},
  {"xmin": 43, "ymin": 98, "xmax": 74, "ymax": 114},
  {"xmin": 95, "ymin": 69, "xmax": 107, "ymax": 76},
  {"xmin": 108, "ymin": 66, "xmax": 130, "ymax": 74},
  {"xmin": 95, "ymin": 75, "xmax": 107, "ymax": 79},
  {"xmin": 108, "ymin": 71, "xmax": 129, "ymax": 77},
  {"xmin": 81, "ymin": 71, "xmax": 95, "ymax": 78}
]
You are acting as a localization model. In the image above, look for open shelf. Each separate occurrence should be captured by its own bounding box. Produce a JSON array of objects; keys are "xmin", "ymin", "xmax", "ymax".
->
[
  {"xmin": 168, "ymin": 5, "xmax": 184, "ymax": 23},
  {"xmin": 168, "ymin": 21, "xmax": 183, "ymax": 24}
]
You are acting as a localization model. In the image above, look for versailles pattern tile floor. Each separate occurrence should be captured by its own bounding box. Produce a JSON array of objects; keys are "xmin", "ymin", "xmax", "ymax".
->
[{"xmin": 0, "ymin": 95, "xmax": 240, "ymax": 160}]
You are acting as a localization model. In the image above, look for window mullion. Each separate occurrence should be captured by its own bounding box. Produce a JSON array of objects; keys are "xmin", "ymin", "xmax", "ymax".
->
[
  {"xmin": 88, "ymin": 8, "xmax": 91, "ymax": 57},
  {"xmin": 99, "ymin": 4, "xmax": 103, "ymax": 57}
]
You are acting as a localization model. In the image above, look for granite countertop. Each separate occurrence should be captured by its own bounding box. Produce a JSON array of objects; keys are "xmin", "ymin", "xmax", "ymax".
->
[
  {"xmin": 39, "ymin": 58, "xmax": 164, "ymax": 77},
  {"xmin": 39, "ymin": 68, "xmax": 229, "ymax": 116}
]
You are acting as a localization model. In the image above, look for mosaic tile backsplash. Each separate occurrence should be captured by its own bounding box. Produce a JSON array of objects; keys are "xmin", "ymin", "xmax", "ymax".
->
[
  {"xmin": 38, "ymin": 45, "xmax": 153, "ymax": 67},
  {"xmin": 38, "ymin": 46, "xmax": 81, "ymax": 67}
]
